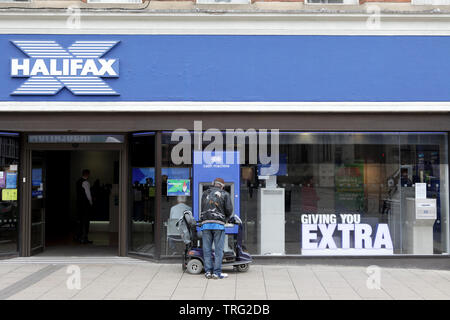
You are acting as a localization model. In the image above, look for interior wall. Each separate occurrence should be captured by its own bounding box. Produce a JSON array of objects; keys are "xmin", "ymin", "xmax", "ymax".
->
[{"xmin": 69, "ymin": 150, "xmax": 119, "ymax": 222}]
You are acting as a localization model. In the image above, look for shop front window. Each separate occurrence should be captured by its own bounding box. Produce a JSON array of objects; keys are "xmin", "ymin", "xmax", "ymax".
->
[
  {"xmin": 160, "ymin": 130, "xmax": 449, "ymax": 256},
  {"xmin": 129, "ymin": 133, "xmax": 156, "ymax": 256},
  {"xmin": 273, "ymin": 132, "xmax": 448, "ymax": 256},
  {"xmin": 399, "ymin": 133, "xmax": 448, "ymax": 255},
  {"xmin": 0, "ymin": 133, "xmax": 20, "ymax": 254},
  {"xmin": 160, "ymin": 132, "xmax": 193, "ymax": 257}
]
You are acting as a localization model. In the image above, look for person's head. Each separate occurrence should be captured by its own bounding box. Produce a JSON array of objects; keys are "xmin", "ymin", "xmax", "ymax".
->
[
  {"xmin": 82, "ymin": 169, "xmax": 90, "ymax": 178},
  {"xmin": 213, "ymin": 177, "xmax": 225, "ymax": 189},
  {"xmin": 177, "ymin": 196, "xmax": 187, "ymax": 204}
]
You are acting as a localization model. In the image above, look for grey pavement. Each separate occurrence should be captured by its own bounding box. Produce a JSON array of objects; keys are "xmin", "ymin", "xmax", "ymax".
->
[{"xmin": 0, "ymin": 257, "xmax": 449, "ymax": 300}]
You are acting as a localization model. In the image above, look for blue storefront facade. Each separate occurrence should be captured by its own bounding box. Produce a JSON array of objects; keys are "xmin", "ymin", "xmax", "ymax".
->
[
  {"xmin": 3, "ymin": 35, "xmax": 450, "ymax": 102},
  {"xmin": 0, "ymin": 31, "xmax": 449, "ymax": 260}
]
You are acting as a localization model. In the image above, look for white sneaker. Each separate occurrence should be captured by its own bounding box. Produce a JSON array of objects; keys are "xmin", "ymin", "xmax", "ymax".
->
[{"xmin": 213, "ymin": 273, "xmax": 228, "ymax": 279}]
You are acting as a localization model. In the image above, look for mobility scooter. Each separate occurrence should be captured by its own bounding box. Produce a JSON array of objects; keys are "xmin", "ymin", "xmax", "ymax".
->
[{"xmin": 176, "ymin": 210, "xmax": 252, "ymax": 274}]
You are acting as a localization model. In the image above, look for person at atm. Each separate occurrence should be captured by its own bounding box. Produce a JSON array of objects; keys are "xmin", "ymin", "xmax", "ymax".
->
[{"xmin": 200, "ymin": 177, "xmax": 233, "ymax": 280}]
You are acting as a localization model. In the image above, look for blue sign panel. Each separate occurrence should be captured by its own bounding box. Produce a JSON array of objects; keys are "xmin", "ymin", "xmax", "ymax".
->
[
  {"xmin": 258, "ymin": 153, "xmax": 288, "ymax": 176},
  {"xmin": 2, "ymin": 35, "xmax": 450, "ymax": 101},
  {"xmin": 193, "ymin": 151, "xmax": 240, "ymax": 234},
  {"xmin": 32, "ymin": 168, "xmax": 42, "ymax": 187}
]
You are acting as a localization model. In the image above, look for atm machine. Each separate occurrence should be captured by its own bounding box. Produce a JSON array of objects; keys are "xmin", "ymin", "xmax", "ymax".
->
[{"xmin": 193, "ymin": 151, "xmax": 240, "ymax": 235}]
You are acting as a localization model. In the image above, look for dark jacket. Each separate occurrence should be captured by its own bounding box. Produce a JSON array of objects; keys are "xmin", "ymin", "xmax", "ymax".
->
[{"xmin": 199, "ymin": 186, "xmax": 233, "ymax": 225}]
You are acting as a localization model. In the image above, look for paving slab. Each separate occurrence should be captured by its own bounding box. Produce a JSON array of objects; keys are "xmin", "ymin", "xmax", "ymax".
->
[{"xmin": 0, "ymin": 258, "xmax": 449, "ymax": 300}]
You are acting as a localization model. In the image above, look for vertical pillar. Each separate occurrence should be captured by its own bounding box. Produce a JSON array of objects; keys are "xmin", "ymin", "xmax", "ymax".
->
[
  {"xmin": 445, "ymin": 132, "xmax": 450, "ymax": 253},
  {"xmin": 154, "ymin": 131, "xmax": 162, "ymax": 259},
  {"xmin": 119, "ymin": 136, "xmax": 129, "ymax": 257},
  {"xmin": 19, "ymin": 135, "xmax": 30, "ymax": 257}
]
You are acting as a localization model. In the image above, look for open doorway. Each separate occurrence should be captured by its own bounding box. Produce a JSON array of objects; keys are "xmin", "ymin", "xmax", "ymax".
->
[{"xmin": 32, "ymin": 150, "xmax": 120, "ymax": 256}]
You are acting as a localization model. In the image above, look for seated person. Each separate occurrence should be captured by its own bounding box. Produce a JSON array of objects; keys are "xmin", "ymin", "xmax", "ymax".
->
[{"xmin": 167, "ymin": 196, "xmax": 191, "ymax": 253}]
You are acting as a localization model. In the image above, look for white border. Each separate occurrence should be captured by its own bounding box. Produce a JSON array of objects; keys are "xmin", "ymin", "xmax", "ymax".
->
[
  {"xmin": 2, "ymin": 12, "xmax": 450, "ymax": 36},
  {"xmin": 1, "ymin": 101, "xmax": 450, "ymax": 112}
]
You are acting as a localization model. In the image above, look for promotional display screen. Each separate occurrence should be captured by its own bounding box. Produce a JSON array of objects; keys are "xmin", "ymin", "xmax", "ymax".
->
[
  {"xmin": 167, "ymin": 179, "xmax": 191, "ymax": 196},
  {"xmin": 132, "ymin": 167, "xmax": 190, "ymax": 185}
]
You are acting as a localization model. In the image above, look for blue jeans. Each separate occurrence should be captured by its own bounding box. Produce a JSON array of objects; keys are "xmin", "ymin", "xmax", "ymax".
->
[{"xmin": 202, "ymin": 229, "xmax": 225, "ymax": 275}]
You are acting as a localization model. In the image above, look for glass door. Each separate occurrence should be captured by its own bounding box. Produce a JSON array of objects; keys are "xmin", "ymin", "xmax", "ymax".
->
[
  {"xmin": 129, "ymin": 133, "xmax": 157, "ymax": 257},
  {"xmin": 30, "ymin": 151, "xmax": 45, "ymax": 254}
]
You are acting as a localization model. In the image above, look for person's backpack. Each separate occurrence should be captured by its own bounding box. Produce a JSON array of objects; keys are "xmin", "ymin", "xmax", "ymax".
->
[{"xmin": 176, "ymin": 210, "xmax": 197, "ymax": 244}]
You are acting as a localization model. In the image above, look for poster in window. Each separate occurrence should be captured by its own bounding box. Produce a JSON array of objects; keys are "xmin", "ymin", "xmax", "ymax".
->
[
  {"xmin": 335, "ymin": 162, "xmax": 365, "ymax": 213},
  {"xmin": 6, "ymin": 172, "xmax": 17, "ymax": 189},
  {"xmin": 2, "ymin": 189, "xmax": 17, "ymax": 201},
  {"xmin": 0, "ymin": 171, "xmax": 5, "ymax": 188}
]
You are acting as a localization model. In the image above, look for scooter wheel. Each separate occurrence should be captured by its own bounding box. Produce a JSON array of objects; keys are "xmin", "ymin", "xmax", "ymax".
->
[
  {"xmin": 236, "ymin": 264, "xmax": 249, "ymax": 272},
  {"xmin": 186, "ymin": 259, "xmax": 203, "ymax": 274}
]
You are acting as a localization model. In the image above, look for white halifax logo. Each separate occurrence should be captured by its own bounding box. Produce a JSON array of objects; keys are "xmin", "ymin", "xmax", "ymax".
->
[{"xmin": 10, "ymin": 40, "xmax": 120, "ymax": 96}]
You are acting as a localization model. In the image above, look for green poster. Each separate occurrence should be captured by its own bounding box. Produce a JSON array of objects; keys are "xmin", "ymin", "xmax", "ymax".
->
[{"xmin": 335, "ymin": 162, "xmax": 365, "ymax": 213}]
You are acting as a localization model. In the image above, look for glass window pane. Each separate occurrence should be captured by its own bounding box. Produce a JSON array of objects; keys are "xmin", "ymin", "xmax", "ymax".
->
[
  {"xmin": 0, "ymin": 133, "xmax": 20, "ymax": 254},
  {"xmin": 160, "ymin": 132, "xmax": 193, "ymax": 257},
  {"xmin": 280, "ymin": 133, "xmax": 400, "ymax": 255},
  {"xmin": 158, "ymin": 130, "xmax": 449, "ymax": 256},
  {"xmin": 129, "ymin": 133, "xmax": 156, "ymax": 256},
  {"xmin": 400, "ymin": 133, "xmax": 449, "ymax": 254}
]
